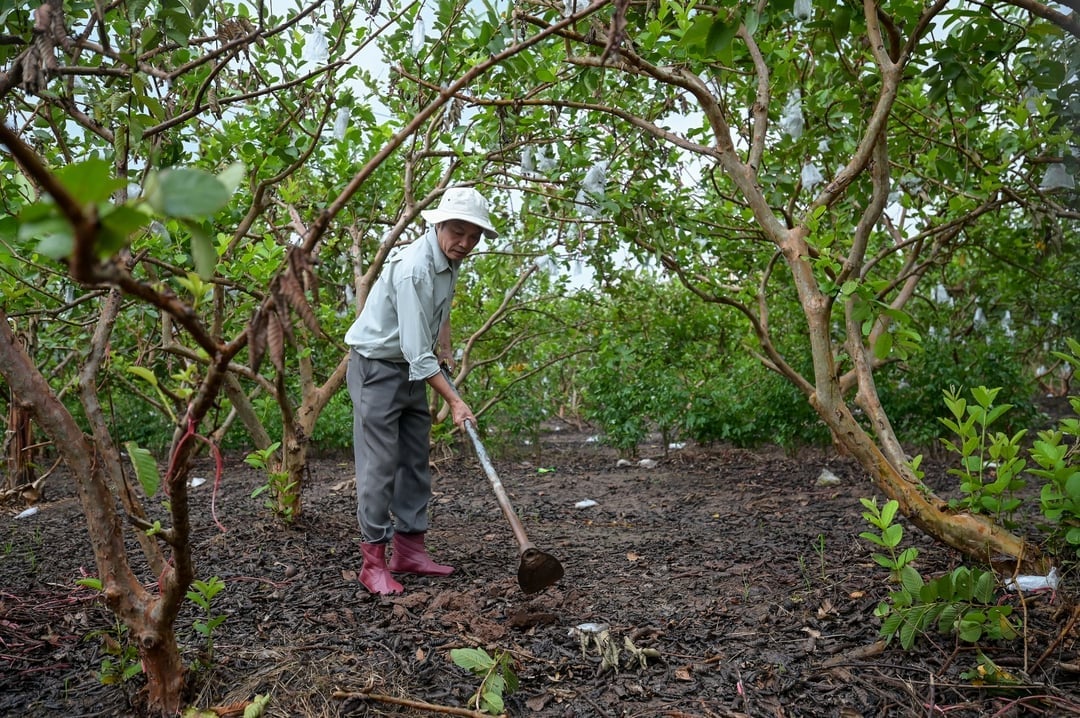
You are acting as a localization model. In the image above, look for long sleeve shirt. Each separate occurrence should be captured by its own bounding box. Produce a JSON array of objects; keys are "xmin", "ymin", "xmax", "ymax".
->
[{"xmin": 345, "ymin": 230, "xmax": 459, "ymax": 381}]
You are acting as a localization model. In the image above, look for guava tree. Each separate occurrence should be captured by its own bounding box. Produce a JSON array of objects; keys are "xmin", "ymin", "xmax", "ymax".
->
[
  {"xmin": 0, "ymin": 0, "xmax": 579, "ymax": 712},
  {"xmin": 438, "ymin": 0, "xmax": 1078, "ymax": 569}
]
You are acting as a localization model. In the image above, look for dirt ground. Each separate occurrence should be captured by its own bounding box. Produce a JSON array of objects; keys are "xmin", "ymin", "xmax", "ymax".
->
[{"xmin": 2, "ymin": 424, "xmax": 1079, "ymax": 717}]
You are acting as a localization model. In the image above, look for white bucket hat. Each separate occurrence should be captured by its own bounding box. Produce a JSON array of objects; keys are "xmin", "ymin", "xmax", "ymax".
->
[{"xmin": 420, "ymin": 186, "xmax": 498, "ymax": 239}]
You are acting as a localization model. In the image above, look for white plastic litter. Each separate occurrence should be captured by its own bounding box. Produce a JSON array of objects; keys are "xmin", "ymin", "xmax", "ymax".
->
[
  {"xmin": 410, "ymin": 17, "xmax": 426, "ymax": 54},
  {"xmin": 535, "ymin": 147, "xmax": 556, "ymax": 173},
  {"xmin": 575, "ymin": 161, "xmax": 609, "ymax": 217},
  {"xmin": 520, "ymin": 146, "xmax": 535, "ymax": 173},
  {"xmin": 333, "ymin": 107, "xmax": 350, "ymax": 140},
  {"xmin": 1005, "ymin": 567, "xmax": 1060, "ymax": 593},
  {"xmin": 303, "ymin": 27, "xmax": 329, "ymax": 63},
  {"xmin": 571, "ymin": 622, "xmax": 608, "ymax": 635},
  {"xmin": 931, "ymin": 283, "xmax": 953, "ymax": 306},
  {"xmin": 801, "ymin": 162, "xmax": 824, "ymax": 191},
  {"xmin": 638, "ymin": 458, "xmax": 658, "ymax": 469},
  {"xmin": 575, "ymin": 499, "xmax": 599, "ymax": 509},
  {"xmin": 15, "ymin": 507, "xmax": 39, "ymax": 519},
  {"xmin": 616, "ymin": 459, "xmax": 633, "ymax": 468},
  {"xmin": 668, "ymin": 442, "xmax": 686, "ymax": 450},
  {"xmin": 780, "ymin": 90, "xmax": 805, "ymax": 139},
  {"xmin": 793, "ymin": 0, "xmax": 812, "ymax": 21},
  {"xmin": 189, "ymin": 477, "xmax": 207, "ymax": 488},
  {"xmin": 815, "ymin": 469, "xmax": 841, "ymax": 487},
  {"xmin": 1040, "ymin": 163, "xmax": 1074, "ymax": 190}
]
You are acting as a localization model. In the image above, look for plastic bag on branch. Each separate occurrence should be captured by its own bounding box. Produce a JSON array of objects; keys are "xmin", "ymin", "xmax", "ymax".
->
[
  {"xmin": 303, "ymin": 26, "xmax": 328, "ymax": 64},
  {"xmin": 411, "ymin": 18, "xmax": 426, "ymax": 54},
  {"xmin": 575, "ymin": 160, "xmax": 608, "ymax": 217},
  {"xmin": 793, "ymin": 0, "xmax": 812, "ymax": 22},
  {"xmin": 1040, "ymin": 162, "xmax": 1074, "ymax": 190},
  {"xmin": 800, "ymin": 162, "xmax": 823, "ymax": 191},
  {"xmin": 536, "ymin": 147, "xmax": 557, "ymax": 173},
  {"xmin": 333, "ymin": 107, "xmax": 350, "ymax": 141},
  {"xmin": 931, "ymin": 284, "xmax": 953, "ymax": 307},
  {"xmin": 521, "ymin": 146, "xmax": 535, "ymax": 174},
  {"xmin": 780, "ymin": 90, "xmax": 805, "ymax": 139}
]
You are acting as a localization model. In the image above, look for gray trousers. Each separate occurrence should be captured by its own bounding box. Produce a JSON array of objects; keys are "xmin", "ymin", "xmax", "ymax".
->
[{"xmin": 348, "ymin": 352, "xmax": 433, "ymax": 543}]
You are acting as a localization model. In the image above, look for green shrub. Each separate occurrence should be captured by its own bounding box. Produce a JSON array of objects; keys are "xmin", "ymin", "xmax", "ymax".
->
[{"xmin": 877, "ymin": 333, "xmax": 1039, "ymax": 449}]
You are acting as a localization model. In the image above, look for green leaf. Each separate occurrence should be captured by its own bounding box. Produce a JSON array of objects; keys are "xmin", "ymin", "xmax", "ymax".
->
[
  {"xmin": 76, "ymin": 577, "xmax": 103, "ymax": 591},
  {"xmin": 896, "ymin": 546, "xmax": 918, "ymax": 568},
  {"xmin": 899, "ymin": 565, "xmax": 924, "ymax": 595},
  {"xmin": 880, "ymin": 611, "xmax": 903, "ymax": 640},
  {"xmin": 743, "ymin": 7, "xmax": 760, "ymax": 36},
  {"xmin": 143, "ymin": 167, "xmax": 235, "ymax": 218},
  {"xmin": 705, "ymin": 17, "xmax": 737, "ymax": 56},
  {"xmin": 859, "ymin": 530, "xmax": 886, "ymax": 546},
  {"xmin": 481, "ymin": 691, "xmax": 505, "ymax": 715},
  {"xmin": 24, "ymin": 218, "xmax": 74, "ymax": 260},
  {"xmin": 185, "ymin": 220, "xmax": 217, "ymax": 279},
  {"xmin": 55, "ymin": 159, "xmax": 126, "ymax": 204},
  {"xmin": 973, "ymin": 570, "xmax": 995, "ymax": 604},
  {"xmin": 450, "ymin": 647, "xmax": 494, "ymax": 673},
  {"xmin": 127, "ymin": 366, "xmax": 160, "ymax": 388},
  {"xmin": 681, "ymin": 15, "xmax": 713, "ymax": 51},
  {"xmin": 244, "ymin": 694, "xmax": 271, "ymax": 718},
  {"xmin": 873, "ymin": 331, "xmax": 893, "ymax": 359},
  {"xmin": 871, "ymin": 553, "xmax": 894, "ymax": 568},
  {"xmin": 937, "ymin": 604, "xmax": 960, "ymax": 633},
  {"xmin": 216, "ymin": 162, "xmax": 246, "ymax": 196},
  {"xmin": 881, "ymin": 523, "xmax": 903, "ymax": 548},
  {"xmin": 957, "ymin": 618, "xmax": 983, "ymax": 643},
  {"xmin": 899, "ymin": 616, "xmax": 918, "ymax": 649},
  {"xmin": 124, "ymin": 441, "xmax": 161, "ymax": 498},
  {"xmin": 99, "ymin": 204, "xmax": 150, "ymax": 256}
]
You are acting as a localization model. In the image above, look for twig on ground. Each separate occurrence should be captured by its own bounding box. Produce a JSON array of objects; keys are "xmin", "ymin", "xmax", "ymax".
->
[
  {"xmin": 331, "ymin": 689, "xmax": 504, "ymax": 717},
  {"xmin": 1032, "ymin": 603, "xmax": 1080, "ymax": 672}
]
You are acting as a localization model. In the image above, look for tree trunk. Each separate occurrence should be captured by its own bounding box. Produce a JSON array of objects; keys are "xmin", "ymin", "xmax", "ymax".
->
[
  {"xmin": 5, "ymin": 322, "xmax": 38, "ymax": 493},
  {"xmin": 773, "ymin": 220, "xmax": 1045, "ymax": 574},
  {"xmin": 0, "ymin": 308, "xmax": 188, "ymax": 716},
  {"xmin": 810, "ymin": 375, "xmax": 1046, "ymax": 575}
]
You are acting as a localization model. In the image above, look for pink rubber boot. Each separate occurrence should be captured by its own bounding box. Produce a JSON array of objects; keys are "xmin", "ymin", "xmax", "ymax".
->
[
  {"xmin": 359, "ymin": 542, "xmax": 404, "ymax": 594},
  {"xmin": 387, "ymin": 532, "xmax": 455, "ymax": 576}
]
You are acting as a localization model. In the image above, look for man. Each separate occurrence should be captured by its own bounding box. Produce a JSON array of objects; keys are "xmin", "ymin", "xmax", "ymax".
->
[{"xmin": 345, "ymin": 186, "xmax": 497, "ymax": 595}]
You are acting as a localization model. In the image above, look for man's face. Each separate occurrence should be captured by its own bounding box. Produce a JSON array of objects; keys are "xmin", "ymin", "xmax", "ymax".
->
[{"xmin": 436, "ymin": 220, "xmax": 483, "ymax": 261}]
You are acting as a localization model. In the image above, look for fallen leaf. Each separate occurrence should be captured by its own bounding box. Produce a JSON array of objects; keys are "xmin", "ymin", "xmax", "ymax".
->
[
  {"xmin": 849, "ymin": 590, "xmax": 865, "ymax": 599},
  {"xmin": 626, "ymin": 552, "xmax": 641, "ymax": 562},
  {"xmin": 416, "ymin": 647, "xmax": 426, "ymax": 661},
  {"xmin": 526, "ymin": 694, "xmax": 552, "ymax": 711},
  {"xmin": 675, "ymin": 666, "xmax": 692, "ymax": 681}
]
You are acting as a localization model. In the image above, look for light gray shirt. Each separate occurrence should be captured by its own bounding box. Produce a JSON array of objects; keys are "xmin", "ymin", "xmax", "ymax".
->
[{"xmin": 345, "ymin": 230, "xmax": 459, "ymax": 381}]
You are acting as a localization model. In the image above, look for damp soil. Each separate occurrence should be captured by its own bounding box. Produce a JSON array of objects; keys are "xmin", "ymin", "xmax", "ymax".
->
[{"xmin": 2, "ymin": 424, "xmax": 1079, "ymax": 717}]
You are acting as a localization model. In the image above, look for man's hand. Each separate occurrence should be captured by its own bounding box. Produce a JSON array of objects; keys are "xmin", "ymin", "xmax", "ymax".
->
[
  {"xmin": 428, "ymin": 368, "xmax": 475, "ymax": 430},
  {"xmin": 449, "ymin": 398, "xmax": 477, "ymax": 431}
]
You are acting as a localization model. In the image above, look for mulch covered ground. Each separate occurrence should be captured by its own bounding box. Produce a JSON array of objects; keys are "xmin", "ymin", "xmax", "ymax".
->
[{"xmin": 2, "ymin": 425, "xmax": 1078, "ymax": 717}]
